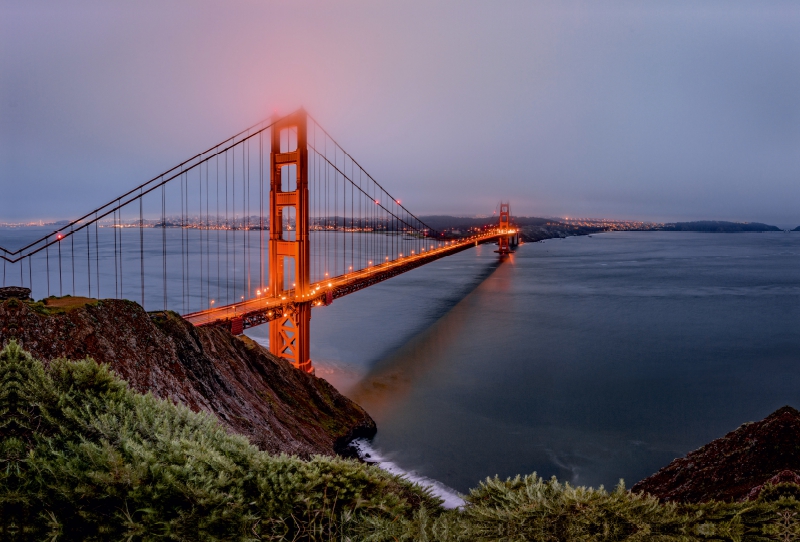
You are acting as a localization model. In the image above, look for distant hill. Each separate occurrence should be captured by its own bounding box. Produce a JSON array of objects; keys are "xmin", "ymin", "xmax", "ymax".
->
[
  {"xmin": 662, "ymin": 221, "xmax": 780, "ymax": 232},
  {"xmin": 793, "ymin": 226, "xmax": 800, "ymax": 232},
  {"xmin": 419, "ymin": 215, "xmax": 551, "ymax": 231}
]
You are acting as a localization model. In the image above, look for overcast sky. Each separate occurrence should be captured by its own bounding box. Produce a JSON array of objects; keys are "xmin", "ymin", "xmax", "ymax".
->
[{"xmin": 2, "ymin": 1, "xmax": 799, "ymax": 225}]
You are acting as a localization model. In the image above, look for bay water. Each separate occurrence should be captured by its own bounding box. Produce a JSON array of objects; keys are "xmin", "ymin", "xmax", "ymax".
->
[{"xmin": 252, "ymin": 231, "xmax": 800, "ymax": 494}]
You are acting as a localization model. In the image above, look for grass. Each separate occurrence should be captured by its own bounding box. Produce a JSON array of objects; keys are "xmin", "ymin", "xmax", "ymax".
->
[
  {"xmin": 0, "ymin": 341, "xmax": 798, "ymax": 541},
  {"xmin": 23, "ymin": 295, "xmax": 100, "ymax": 315}
]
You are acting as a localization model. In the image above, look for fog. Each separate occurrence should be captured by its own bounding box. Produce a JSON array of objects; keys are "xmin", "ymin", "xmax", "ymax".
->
[{"xmin": 1, "ymin": 1, "xmax": 799, "ymax": 225}]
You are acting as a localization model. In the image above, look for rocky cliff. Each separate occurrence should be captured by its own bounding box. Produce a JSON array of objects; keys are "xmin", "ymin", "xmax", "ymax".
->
[
  {"xmin": 0, "ymin": 295, "xmax": 375, "ymax": 457},
  {"xmin": 633, "ymin": 406, "xmax": 800, "ymax": 503}
]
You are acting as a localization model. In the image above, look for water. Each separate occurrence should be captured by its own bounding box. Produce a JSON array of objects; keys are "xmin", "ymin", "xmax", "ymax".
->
[
  {"xmin": 252, "ymin": 231, "xmax": 800, "ymax": 494},
  {"xmin": 4, "ymin": 227, "xmax": 800, "ymax": 495}
]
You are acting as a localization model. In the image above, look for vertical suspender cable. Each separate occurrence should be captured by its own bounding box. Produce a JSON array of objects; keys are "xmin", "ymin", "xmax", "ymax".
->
[
  {"xmin": 95, "ymin": 216, "xmax": 100, "ymax": 298},
  {"xmin": 87, "ymin": 226, "xmax": 91, "ymax": 297},
  {"xmin": 140, "ymin": 190, "xmax": 144, "ymax": 308},
  {"xmin": 58, "ymin": 239, "xmax": 64, "ymax": 297},
  {"xmin": 181, "ymin": 172, "xmax": 186, "ymax": 313},
  {"xmin": 225, "ymin": 150, "xmax": 229, "ymax": 305},
  {"xmin": 162, "ymin": 183, "xmax": 166, "ymax": 310},
  {"xmin": 232, "ymin": 144, "xmax": 236, "ymax": 301},
  {"xmin": 119, "ymin": 201, "xmax": 123, "ymax": 297},
  {"xmin": 199, "ymin": 162, "xmax": 204, "ymax": 312},
  {"xmin": 113, "ymin": 209, "xmax": 118, "ymax": 297},
  {"xmin": 216, "ymin": 151, "xmax": 220, "ymax": 305},
  {"xmin": 46, "ymin": 244, "xmax": 50, "ymax": 297},
  {"xmin": 245, "ymin": 140, "xmax": 249, "ymax": 298},
  {"xmin": 259, "ymin": 131, "xmax": 264, "ymax": 290},
  {"xmin": 71, "ymin": 235, "xmax": 75, "ymax": 295},
  {"xmin": 206, "ymin": 161, "xmax": 211, "ymax": 309}
]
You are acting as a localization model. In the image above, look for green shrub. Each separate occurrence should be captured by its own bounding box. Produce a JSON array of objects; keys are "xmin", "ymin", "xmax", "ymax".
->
[
  {"xmin": 0, "ymin": 341, "xmax": 441, "ymax": 540},
  {"xmin": 2, "ymin": 340, "xmax": 800, "ymax": 541}
]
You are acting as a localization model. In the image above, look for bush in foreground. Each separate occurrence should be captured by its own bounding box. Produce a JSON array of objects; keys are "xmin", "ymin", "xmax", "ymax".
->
[
  {"xmin": 1, "ymin": 341, "xmax": 799, "ymax": 541},
  {"xmin": 0, "ymin": 341, "xmax": 440, "ymax": 540}
]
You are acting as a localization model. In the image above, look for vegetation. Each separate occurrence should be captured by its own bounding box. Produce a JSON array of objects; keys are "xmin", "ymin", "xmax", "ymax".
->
[
  {"xmin": 0, "ymin": 341, "xmax": 439, "ymax": 540},
  {"xmin": 1, "ymin": 341, "xmax": 800, "ymax": 541},
  {"xmin": 24, "ymin": 295, "xmax": 99, "ymax": 316}
]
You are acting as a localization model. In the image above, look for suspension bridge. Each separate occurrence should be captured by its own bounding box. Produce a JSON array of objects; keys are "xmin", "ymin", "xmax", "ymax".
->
[{"xmin": 0, "ymin": 110, "xmax": 517, "ymax": 373}]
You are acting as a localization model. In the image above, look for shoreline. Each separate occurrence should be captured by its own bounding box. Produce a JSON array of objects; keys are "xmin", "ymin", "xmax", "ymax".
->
[{"xmin": 349, "ymin": 438, "xmax": 466, "ymax": 509}]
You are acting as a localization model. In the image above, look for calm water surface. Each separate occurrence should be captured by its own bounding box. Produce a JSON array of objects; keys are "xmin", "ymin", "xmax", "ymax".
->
[{"xmin": 250, "ymin": 231, "xmax": 800, "ymax": 493}]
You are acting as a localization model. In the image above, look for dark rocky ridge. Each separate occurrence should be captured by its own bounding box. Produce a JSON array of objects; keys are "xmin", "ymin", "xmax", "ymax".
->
[
  {"xmin": 633, "ymin": 406, "xmax": 800, "ymax": 503},
  {"xmin": 0, "ymin": 296, "xmax": 375, "ymax": 457},
  {"xmin": 662, "ymin": 220, "xmax": 780, "ymax": 232}
]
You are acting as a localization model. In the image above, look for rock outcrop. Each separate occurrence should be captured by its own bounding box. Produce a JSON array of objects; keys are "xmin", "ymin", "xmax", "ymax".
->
[
  {"xmin": 633, "ymin": 406, "xmax": 800, "ymax": 503},
  {"xmin": 0, "ymin": 296, "xmax": 375, "ymax": 457}
]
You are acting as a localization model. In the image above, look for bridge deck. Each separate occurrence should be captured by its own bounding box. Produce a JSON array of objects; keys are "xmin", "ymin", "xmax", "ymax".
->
[{"xmin": 183, "ymin": 231, "xmax": 507, "ymax": 330}]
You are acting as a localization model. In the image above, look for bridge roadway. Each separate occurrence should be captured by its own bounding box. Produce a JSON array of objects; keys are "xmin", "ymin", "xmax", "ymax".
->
[{"xmin": 183, "ymin": 230, "xmax": 509, "ymax": 331}]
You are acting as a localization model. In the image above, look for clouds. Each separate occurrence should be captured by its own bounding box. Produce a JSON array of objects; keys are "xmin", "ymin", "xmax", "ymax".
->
[{"xmin": 1, "ymin": 1, "xmax": 799, "ymax": 224}]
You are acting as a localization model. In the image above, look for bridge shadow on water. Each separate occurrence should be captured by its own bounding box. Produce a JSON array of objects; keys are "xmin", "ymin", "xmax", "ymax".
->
[{"xmin": 344, "ymin": 252, "xmax": 515, "ymax": 421}]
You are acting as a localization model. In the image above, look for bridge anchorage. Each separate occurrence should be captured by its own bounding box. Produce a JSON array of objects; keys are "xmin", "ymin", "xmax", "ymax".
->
[{"xmin": 1, "ymin": 108, "xmax": 515, "ymax": 375}]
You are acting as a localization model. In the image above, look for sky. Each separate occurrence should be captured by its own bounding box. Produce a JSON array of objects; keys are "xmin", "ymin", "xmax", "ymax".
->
[{"xmin": 1, "ymin": 1, "xmax": 799, "ymax": 225}]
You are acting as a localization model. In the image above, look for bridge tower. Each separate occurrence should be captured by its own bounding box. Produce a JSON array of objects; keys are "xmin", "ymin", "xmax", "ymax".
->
[
  {"xmin": 497, "ymin": 202, "xmax": 512, "ymax": 254},
  {"xmin": 269, "ymin": 110, "xmax": 313, "ymax": 373}
]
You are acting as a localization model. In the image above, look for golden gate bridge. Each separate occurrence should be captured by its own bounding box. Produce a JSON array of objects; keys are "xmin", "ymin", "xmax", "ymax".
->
[{"xmin": 0, "ymin": 110, "xmax": 517, "ymax": 373}]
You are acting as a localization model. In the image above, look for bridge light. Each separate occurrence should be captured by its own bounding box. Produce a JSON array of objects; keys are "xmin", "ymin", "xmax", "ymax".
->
[{"xmin": 368, "ymin": 261, "xmax": 372, "ymax": 265}]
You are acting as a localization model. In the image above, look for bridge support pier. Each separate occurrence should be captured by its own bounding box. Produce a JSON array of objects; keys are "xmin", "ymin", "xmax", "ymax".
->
[{"xmin": 268, "ymin": 110, "xmax": 313, "ymax": 373}]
